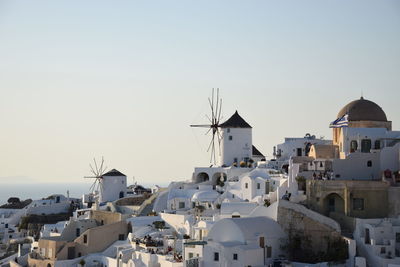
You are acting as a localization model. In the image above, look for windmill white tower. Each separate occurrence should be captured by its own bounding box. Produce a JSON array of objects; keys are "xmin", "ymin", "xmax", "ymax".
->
[
  {"xmin": 218, "ymin": 111, "xmax": 253, "ymax": 166},
  {"xmin": 84, "ymin": 158, "xmax": 127, "ymax": 203}
]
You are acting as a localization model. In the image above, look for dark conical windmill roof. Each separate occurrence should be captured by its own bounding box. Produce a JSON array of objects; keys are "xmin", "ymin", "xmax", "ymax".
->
[
  {"xmin": 252, "ymin": 145, "xmax": 264, "ymax": 157},
  {"xmin": 102, "ymin": 169, "xmax": 126, "ymax": 177},
  {"xmin": 219, "ymin": 111, "xmax": 252, "ymax": 128}
]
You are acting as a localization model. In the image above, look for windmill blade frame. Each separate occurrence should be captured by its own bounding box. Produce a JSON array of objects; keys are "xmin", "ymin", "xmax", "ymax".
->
[
  {"xmin": 84, "ymin": 157, "xmax": 108, "ymax": 194},
  {"xmin": 190, "ymin": 88, "xmax": 223, "ymax": 165}
]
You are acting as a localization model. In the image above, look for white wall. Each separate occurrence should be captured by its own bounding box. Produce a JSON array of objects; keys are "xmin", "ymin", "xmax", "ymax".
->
[
  {"xmin": 184, "ymin": 244, "xmax": 203, "ymax": 263},
  {"xmin": 27, "ymin": 202, "xmax": 70, "ymax": 215},
  {"xmin": 340, "ymin": 127, "xmax": 400, "ymax": 157},
  {"xmin": 354, "ymin": 218, "xmax": 400, "ymax": 267},
  {"xmin": 219, "ymin": 128, "xmax": 252, "ymax": 167},
  {"xmin": 160, "ymin": 213, "xmax": 194, "ymax": 236},
  {"xmin": 333, "ymin": 152, "xmax": 380, "ymax": 180},
  {"xmin": 202, "ymin": 241, "xmax": 279, "ymax": 267},
  {"xmin": 276, "ymin": 137, "xmax": 331, "ymax": 162},
  {"xmin": 380, "ymin": 143, "xmax": 400, "ymax": 172},
  {"xmin": 101, "ymin": 175, "xmax": 127, "ymax": 202},
  {"xmin": 133, "ymin": 251, "xmax": 184, "ymax": 267},
  {"xmin": 240, "ymin": 177, "xmax": 270, "ymax": 202}
]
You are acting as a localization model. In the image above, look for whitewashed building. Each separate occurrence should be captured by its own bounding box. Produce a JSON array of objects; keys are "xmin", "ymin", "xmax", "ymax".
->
[
  {"xmin": 316, "ymin": 97, "xmax": 400, "ymax": 181},
  {"xmin": 202, "ymin": 216, "xmax": 286, "ymax": 267},
  {"xmin": 354, "ymin": 217, "xmax": 400, "ymax": 267},
  {"xmin": 271, "ymin": 134, "xmax": 332, "ymax": 171}
]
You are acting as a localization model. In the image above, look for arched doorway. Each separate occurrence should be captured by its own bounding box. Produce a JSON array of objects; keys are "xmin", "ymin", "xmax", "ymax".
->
[
  {"xmin": 196, "ymin": 172, "xmax": 209, "ymax": 183},
  {"xmin": 282, "ymin": 164, "xmax": 289, "ymax": 174},
  {"xmin": 212, "ymin": 172, "xmax": 227, "ymax": 185},
  {"xmin": 323, "ymin": 193, "xmax": 345, "ymax": 215}
]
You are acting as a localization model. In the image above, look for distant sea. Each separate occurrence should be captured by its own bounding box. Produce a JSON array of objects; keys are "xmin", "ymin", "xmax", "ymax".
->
[{"xmin": 0, "ymin": 182, "xmax": 161, "ymax": 205}]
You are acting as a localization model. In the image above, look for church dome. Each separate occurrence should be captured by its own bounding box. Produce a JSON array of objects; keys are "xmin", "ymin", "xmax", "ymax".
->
[{"xmin": 337, "ymin": 97, "xmax": 387, "ymax": 122}]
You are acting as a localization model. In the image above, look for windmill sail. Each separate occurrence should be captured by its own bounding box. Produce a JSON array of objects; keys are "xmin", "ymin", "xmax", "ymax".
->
[{"xmin": 190, "ymin": 88, "xmax": 223, "ymax": 165}]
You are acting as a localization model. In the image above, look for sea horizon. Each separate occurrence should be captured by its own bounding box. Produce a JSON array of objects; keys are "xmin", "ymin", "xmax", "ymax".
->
[{"xmin": 0, "ymin": 182, "xmax": 165, "ymax": 206}]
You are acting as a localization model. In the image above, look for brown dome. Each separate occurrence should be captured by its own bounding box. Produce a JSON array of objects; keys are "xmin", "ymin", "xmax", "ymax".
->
[{"xmin": 337, "ymin": 97, "xmax": 387, "ymax": 122}]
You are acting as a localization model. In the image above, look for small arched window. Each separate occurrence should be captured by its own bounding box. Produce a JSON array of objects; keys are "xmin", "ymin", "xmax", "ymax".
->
[
  {"xmin": 367, "ymin": 160, "xmax": 372, "ymax": 167},
  {"xmin": 361, "ymin": 139, "xmax": 372, "ymax": 153},
  {"xmin": 350, "ymin": 140, "xmax": 358, "ymax": 153},
  {"xmin": 374, "ymin": 140, "xmax": 381, "ymax": 150}
]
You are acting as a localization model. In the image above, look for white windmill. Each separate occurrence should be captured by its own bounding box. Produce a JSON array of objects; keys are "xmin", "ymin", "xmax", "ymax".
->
[{"xmin": 84, "ymin": 157, "xmax": 107, "ymax": 206}]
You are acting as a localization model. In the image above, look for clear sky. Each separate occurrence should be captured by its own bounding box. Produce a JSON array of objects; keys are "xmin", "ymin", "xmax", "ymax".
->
[{"xmin": 0, "ymin": 0, "xmax": 399, "ymax": 186}]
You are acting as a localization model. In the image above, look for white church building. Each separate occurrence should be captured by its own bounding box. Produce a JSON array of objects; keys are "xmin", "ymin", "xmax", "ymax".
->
[{"xmin": 306, "ymin": 97, "xmax": 400, "ymax": 181}]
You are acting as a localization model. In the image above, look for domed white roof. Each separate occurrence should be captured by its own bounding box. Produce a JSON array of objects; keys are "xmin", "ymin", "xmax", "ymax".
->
[
  {"xmin": 191, "ymin": 190, "xmax": 220, "ymax": 202},
  {"xmin": 208, "ymin": 216, "xmax": 286, "ymax": 245}
]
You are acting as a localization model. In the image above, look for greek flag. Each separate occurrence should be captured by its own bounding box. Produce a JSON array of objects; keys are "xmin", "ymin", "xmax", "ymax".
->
[{"xmin": 329, "ymin": 114, "xmax": 349, "ymax": 128}]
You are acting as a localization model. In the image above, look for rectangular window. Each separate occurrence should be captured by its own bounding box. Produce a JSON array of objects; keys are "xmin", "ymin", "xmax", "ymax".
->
[
  {"xmin": 350, "ymin": 140, "xmax": 358, "ymax": 153},
  {"xmin": 361, "ymin": 139, "xmax": 372, "ymax": 153},
  {"xmin": 381, "ymin": 247, "xmax": 386, "ymax": 254},
  {"xmin": 227, "ymin": 128, "xmax": 230, "ymax": 133},
  {"xmin": 119, "ymin": 234, "xmax": 125, "ymax": 241},
  {"xmin": 257, "ymin": 183, "xmax": 260, "ymax": 189},
  {"xmin": 267, "ymin": 246, "xmax": 272, "ymax": 258},
  {"xmin": 396, "ymin": 233, "xmax": 400, "ymax": 243},
  {"xmin": 189, "ymin": 252, "xmax": 193, "ymax": 259},
  {"xmin": 76, "ymin": 228, "xmax": 80, "ymax": 237},
  {"xmin": 259, "ymin": 237, "xmax": 265, "ymax": 248},
  {"xmin": 83, "ymin": 234, "xmax": 87, "ymax": 244},
  {"xmin": 233, "ymin": 253, "xmax": 238, "ymax": 260},
  {"xmin": 375, "ymin": 140, "xmax": 381, "ymax": 150},
  {"xmin": 214, "ymin": 252, "xmax": 219, "ymax": 261},
  {"xmin": 179, "ymin": 202, "xmax": 185, "ymax": 209},
  {"xmin": 48, "ymin": 248, "xmax": 53, "ymax": 258},
  {"xmin": 229, "ymin": 135, "xmax": 233, "ymax": 141},
  {"xmin": 245, "ymin": 183, "xmax": 248, "ymax": 189},
  {"xmin": 353, "ymin": 198, "xmax": 364, "ymax": 211}
]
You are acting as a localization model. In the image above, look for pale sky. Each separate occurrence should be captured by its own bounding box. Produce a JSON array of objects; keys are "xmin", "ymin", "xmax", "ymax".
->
[{"xmin": 0, "ymin": 0, "xmax": 399, "ymax": 185}]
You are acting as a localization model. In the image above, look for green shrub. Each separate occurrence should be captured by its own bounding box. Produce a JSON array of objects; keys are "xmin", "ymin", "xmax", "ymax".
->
[{"xmin": 152, "ymin": 221, "xmax": 166, "ymax": 229}]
